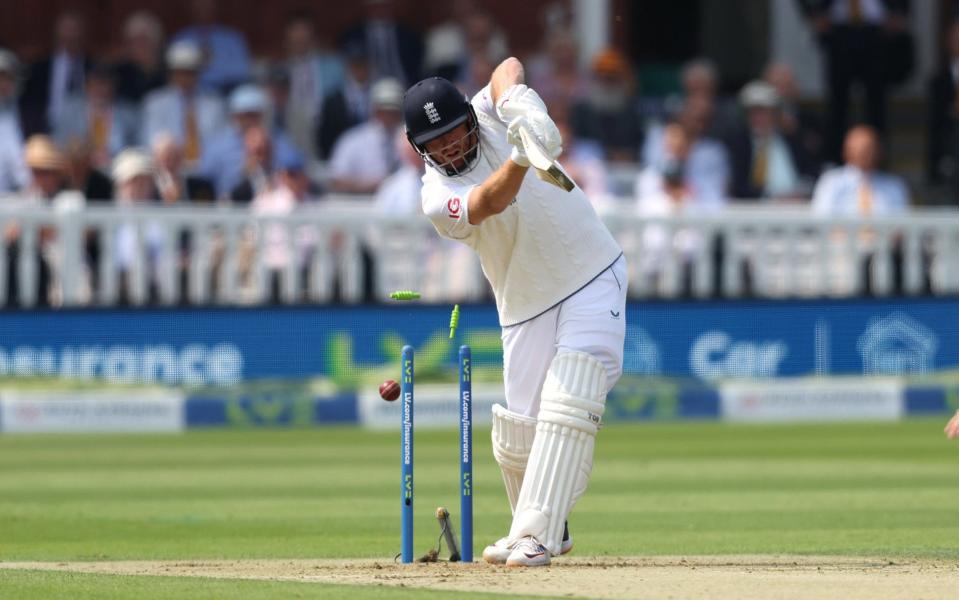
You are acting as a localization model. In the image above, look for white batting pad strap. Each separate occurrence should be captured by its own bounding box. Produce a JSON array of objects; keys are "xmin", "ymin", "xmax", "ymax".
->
[
  {"xmin": 509, "ymin": 351, "xmax": 607, "ymax": 555},
  {"xmin": 491, "ymin": 404, "xmax": 538, "ymax": 513}
]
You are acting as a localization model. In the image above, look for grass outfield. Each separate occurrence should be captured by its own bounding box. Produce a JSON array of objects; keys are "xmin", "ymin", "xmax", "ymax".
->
[{"xmin": 0, "ymin": 419, "xmax": 957, "ymax": 598}]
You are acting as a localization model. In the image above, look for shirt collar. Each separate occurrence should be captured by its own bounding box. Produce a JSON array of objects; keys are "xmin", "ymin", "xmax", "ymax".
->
[{"xmin": 844, "ymin": 164, "xmax": 874, "ymax": 181}]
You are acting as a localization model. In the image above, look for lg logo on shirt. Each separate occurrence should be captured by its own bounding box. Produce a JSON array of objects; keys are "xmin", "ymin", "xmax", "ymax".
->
[{"xmin": 447, "ymin": 197, "xmax": 461, "ymax": 219}]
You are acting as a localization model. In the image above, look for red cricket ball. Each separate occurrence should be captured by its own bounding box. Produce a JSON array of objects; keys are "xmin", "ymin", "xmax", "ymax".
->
[{"xmin": 379, "ymin": 379, "xmax": 401, "ymax": 402}]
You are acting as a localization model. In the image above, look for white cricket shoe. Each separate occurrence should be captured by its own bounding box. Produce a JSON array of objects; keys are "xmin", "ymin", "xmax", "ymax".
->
[
  {"xmin": 505, "ymin": 535, "xmax": 550, "ymax": 567},
  {"xmin": 482, "ymin": 536, "xmax": 514, "ymax": 564},
  {"xmin": 483, "ymin": 522, "xmax": 573, "ymax": 564}
]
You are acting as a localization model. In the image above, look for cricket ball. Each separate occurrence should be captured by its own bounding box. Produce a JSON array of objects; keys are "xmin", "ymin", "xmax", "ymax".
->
[{"xmin": 379, "ymin": 379, "xmax": 401, "ymax": 402}]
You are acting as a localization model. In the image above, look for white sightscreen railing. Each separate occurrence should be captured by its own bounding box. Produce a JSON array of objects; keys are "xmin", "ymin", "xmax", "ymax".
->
[{"xmin": 0, "ymin": 200, "xmax": 956, "ymax": 308}]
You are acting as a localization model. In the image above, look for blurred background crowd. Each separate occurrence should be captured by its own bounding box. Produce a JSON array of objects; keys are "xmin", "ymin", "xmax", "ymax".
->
[{"xmin": 0, "ymin": 0, "xmax": 955, "ymax": 306}]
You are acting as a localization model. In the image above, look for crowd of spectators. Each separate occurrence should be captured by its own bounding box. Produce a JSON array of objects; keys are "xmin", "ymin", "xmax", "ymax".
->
[{"xmin": 0, "ymin": 0, "xmax": 950, "ymax": 304}]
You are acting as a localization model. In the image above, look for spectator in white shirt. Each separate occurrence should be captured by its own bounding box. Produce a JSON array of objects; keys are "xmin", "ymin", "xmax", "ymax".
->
[
  {"xmin": 251, "ymin": 146, "xmax": 316, "ymax": 303},
  {"xmin": 142, "ymin": 41, "xmax": 226, "ymax": 170},
  {"xmin": 0, "ymin": 49, "xmax": 28, "ymax": 193},
  {"xmin": 374, "ymin": 130, "xmax": 424, "ymax": 214},
  {"xmin": 636, "ymin": 122, "xmax": 726, "ymax": 296},
  {"xmin": 373, "ymin": 129, "xmax": 479, "ymax": 301},
  {"xmin": 6, "ymin": 136, "xmax": 75, "ymax": 306},
  {"xmin": 812, "ymin": 125, "xmax": 912, "ymax": 294},
  {"xmin": 812, "ymin": 125, "xmax": 908, "ymax": 216},
  {"xmin": 327, "ymin": 79, "xmax": 404, "ymax": 301},
  {"xmin": 111, "ymin": 148, "xmax": 165, "ymax": 305},
  {"xmin": 373, "ymin": 131, "xmax": 424, "ymax": 294},
  {"xmin": 329, "ymin": 78, "xmax": 404, "ymax": 193}
]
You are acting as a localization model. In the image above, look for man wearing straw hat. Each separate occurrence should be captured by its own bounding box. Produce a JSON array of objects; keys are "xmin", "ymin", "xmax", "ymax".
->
[{"xmin": 6, "ymin": 135, "xmax": 71, "ymax": 306}]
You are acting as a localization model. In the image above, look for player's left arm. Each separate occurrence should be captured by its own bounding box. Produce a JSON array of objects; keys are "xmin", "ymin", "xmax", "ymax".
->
[
  {"xmin": 490, "ymin": 57, "xmax": 525, "ymax": 106},
  {"xmin": 488, "ymin": 59, "xmax": 562, "ymax": 159}
]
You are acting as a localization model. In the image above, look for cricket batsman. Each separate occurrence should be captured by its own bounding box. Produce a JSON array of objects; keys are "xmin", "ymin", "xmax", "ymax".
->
[{"xmin": 403, "ymin": 57, "xmax": 627, "ymax": 567}]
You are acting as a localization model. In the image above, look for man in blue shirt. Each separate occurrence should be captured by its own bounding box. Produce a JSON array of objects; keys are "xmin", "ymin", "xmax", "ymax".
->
[
  {"xmin": 812, "ymin": 125, "xmax": 915, "ymax": 295},
  {"xmin": 172, "ymin": 0, "xmax": 251, "ymax": 93},
  {"xmin": 199, "ymin": 84, "xmax": 298, "ymax": 199}
]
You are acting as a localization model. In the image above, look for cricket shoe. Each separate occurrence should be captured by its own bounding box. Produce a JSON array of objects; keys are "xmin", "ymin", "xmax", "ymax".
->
[
  {"xmin": 483, "ymin": 522, "xmax": 572, "ymax": 564},
  {"xmin": 505, "ymin": 535, "xmax": 550, "ymax": 567},
  {"xmin": 482, "ymin": 537, "xmax": 514, "ymax": 564}
]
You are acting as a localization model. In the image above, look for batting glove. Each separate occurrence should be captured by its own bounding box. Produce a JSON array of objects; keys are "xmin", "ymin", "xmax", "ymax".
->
[
  {"xmin": 496, "ymin": 84, "xmax": 548, "ymax": 123},
  {"xmin": 505, "ymin": 116, "xmax": 531, "ymax": 167},
  {"xmin": 524, "ymin": 110, "xmax": 563, "ymax": 159}
]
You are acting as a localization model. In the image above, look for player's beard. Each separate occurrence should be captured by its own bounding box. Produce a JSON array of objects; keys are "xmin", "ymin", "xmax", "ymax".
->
[{"xmin": 429, "ymin": 125, "xmax": 480, "ymax": 176}]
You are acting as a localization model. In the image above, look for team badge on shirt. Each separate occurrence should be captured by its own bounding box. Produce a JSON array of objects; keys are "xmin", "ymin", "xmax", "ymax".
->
[{"xmin": 447, "ymin": 197, "xmax": 461, "ymax": 219}]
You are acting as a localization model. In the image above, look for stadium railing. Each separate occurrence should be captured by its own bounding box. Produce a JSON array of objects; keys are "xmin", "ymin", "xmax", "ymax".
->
[{"xmin": 0, "ymin": 199, "xmax": 955, "ymax": 307}]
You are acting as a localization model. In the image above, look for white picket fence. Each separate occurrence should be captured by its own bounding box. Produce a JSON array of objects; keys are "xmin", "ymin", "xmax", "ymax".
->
[{"xmin": 0, "ymin": 199, "xmax": 955, "ymax": 307}]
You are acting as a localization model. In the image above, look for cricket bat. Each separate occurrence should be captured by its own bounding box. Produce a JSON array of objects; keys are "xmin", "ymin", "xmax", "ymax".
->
[{"xmin": 517, "ymin": 126, "xmax": 576, "ymax": 192}]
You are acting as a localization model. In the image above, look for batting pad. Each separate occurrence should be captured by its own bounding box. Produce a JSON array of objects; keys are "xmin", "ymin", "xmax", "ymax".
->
[
  {"xmin": 491, "ymin": 404, "xmax": 538, "ymax": 513},
  {"xmin": 509, "ymin": 351, "xmax": 607, "ymax": 555}
]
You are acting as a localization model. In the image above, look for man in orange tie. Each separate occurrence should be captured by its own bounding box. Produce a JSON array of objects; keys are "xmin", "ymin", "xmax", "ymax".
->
[
  {"xmin": 53, "ymin": 64, "xmax": 138, "ymax": 170},
  {"xmin": 141, "ymin": 41, "xmax": 226, "ymax": 170},
  {"xmin": 728, "ymin": 80, "xmax": 809, "ymax": 200},
  {"xmin": 811, "ymin": 125, "xmax": 910, "ymax": 294},
  {"xmin": 812, "ymin": 126, "xmax": 907, "ymax": 216}
]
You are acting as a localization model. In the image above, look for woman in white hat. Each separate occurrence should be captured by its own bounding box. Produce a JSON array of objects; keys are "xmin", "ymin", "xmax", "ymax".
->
[{"xmin": 111, "ymin": 148, "xmax": 165, "ymax": 305}]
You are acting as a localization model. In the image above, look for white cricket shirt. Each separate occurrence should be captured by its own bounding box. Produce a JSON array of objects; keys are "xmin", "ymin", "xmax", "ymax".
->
[{"xmin": 421, "ymin": 84, "xmax": 622, "ymax": 326}]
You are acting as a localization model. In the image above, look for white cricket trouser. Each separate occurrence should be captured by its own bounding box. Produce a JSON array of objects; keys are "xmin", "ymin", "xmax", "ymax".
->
[{"xmin": 501, "ymin": 255, "xmax": 627, "ymax": 417}]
